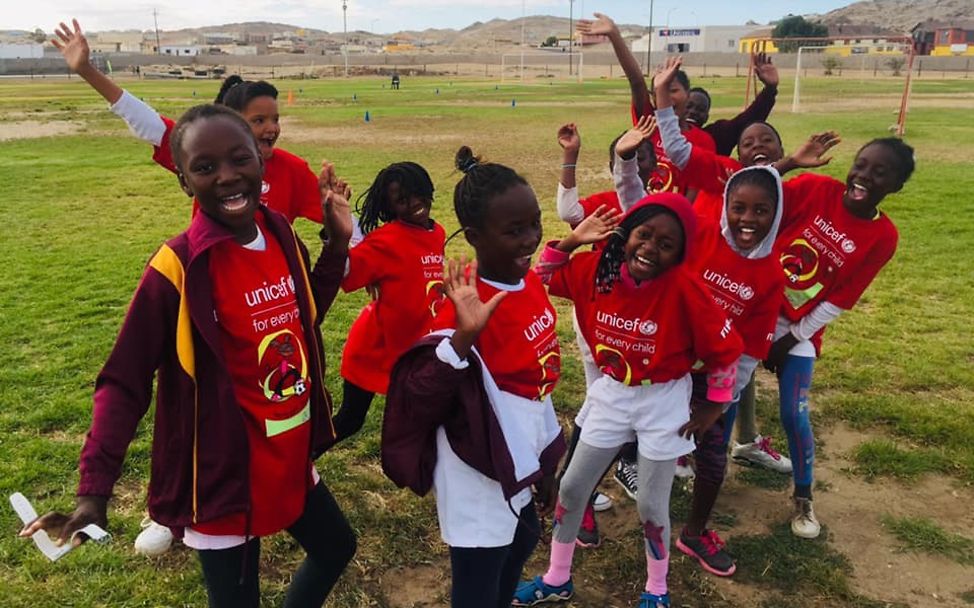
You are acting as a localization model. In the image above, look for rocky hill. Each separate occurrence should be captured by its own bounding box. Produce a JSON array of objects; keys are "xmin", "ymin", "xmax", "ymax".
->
[{"xmin": 811, "ymin": 0, "xmax": 974, "ymax": 33}]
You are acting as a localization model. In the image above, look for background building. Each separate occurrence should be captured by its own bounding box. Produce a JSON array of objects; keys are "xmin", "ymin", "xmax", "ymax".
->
[{"xmin": 633, "ymin": 26, "xmax": 761, "ymax": 55}]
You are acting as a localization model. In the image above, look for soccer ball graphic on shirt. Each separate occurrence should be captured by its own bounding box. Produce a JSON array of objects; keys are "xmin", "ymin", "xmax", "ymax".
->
[{"xmin": 258, "ymin": 329, "xmax": 309, "ymax": 403}]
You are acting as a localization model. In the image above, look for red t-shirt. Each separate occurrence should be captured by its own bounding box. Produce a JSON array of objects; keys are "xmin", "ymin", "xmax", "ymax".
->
[
  {"xmin": 548, "ymin": 251, "xmax": 742, "ymax": 385},
  {"xmin": 196, "ymin": 214, "xmax": 313, "ymax": 536},
  {"xmin": 778, "ymin": 174, "xmax": 899, "ymax": 335},
  {"xmin": 155, "ymin": 115, "xmax": 323, "ymax": 224},
  {"xmin": 577, "ymin": 190, "xmax": 623, "ymax": 252},
  {"xmin": 678, "ymin": 146, "xmax": 744, "ymax": 222},
  {"xmin": 631, "ymin": 102, "xmax": 716, "ymax": 195},
  {"xmin": 340, "ymin": 220, "xmax": 447, "ymax": 394},
  {"xmin": 432, "ymin": 271, "xmax": 561, "ymax": 401},
  {"xmin": 688, "ymin": 223, "xmax": 785, "ymax": 359}
]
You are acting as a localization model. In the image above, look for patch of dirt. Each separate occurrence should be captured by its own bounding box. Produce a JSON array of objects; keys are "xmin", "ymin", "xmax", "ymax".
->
[
  {"xmin": 0, "ymin": 120, "xmax": 81, "ymax": 141},
  {"xmin": 278, "ymin": 116, "xmax": 465, "ymax": 147},
  {"xmin": 382, "ymin": 562, "xmax": 451, "ymax": 608}
]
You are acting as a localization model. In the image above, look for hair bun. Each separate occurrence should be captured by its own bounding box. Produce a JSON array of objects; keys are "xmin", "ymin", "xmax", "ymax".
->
[{"xmin": 455, "ymin": 145, "xmax": 480, "ymax": 174}]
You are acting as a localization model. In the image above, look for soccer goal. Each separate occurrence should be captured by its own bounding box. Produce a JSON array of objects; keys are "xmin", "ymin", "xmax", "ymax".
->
[
  {"xmin": 500, "ymin": 50, "xmax": 584, "ymax": 84},
  {"xmin": 743, "ymin": 37, "xmax": 916, "ymax": 136}
]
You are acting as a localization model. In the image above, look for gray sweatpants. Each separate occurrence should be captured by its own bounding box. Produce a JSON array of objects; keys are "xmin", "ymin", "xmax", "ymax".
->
[{"xmin": 554, "ymin": 441, "xmax": 676, "ymax": 558}]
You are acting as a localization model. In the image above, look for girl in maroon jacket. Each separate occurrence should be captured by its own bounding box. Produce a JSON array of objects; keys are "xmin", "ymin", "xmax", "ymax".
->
[{"xmin": 21, "ymin": 105, "xmax": 355, "ymax": 608}]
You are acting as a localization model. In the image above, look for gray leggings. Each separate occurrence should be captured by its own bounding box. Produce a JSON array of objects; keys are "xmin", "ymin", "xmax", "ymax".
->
[{"xmin": 555, "ymin": 441, "xmax": 676, "ymax": 558}]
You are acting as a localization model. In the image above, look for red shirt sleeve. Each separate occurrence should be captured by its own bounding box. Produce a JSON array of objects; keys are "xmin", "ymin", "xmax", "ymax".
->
[
  {"xmin": 780, "ymin": 173, "xmax": 838, "ymax": 231},
  {"xmin": 151, "ymin": 115, "xmax": 178, "ymax": 174},
  {"xmin": 342, "ymin": 228, "xmax": 390, "ymax": 292},
  {"xmin": 290, "ymin": 155, "xmax": 324, "ymax": 224},
  {"xmin": 682, "ymin": 146, "xmax": 740, "ymax": 195}
]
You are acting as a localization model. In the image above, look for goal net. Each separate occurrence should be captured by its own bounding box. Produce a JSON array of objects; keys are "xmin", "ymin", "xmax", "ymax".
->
[{"xmin": 500, "ymin": 50, "xmax": 584, "ymax": 84}]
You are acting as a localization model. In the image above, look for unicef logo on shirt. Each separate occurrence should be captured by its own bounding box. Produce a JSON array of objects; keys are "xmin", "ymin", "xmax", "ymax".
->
[
  {"xmin": 739, "ymin": 285, "xmax": 755, "ymax": 301},
  {"xmin": 261, "ymin": 180, "xmax": 271, "ymax": 194},
  {"xmin": 841, "ymin": 238, "xmax": 856, "ymax": 254},
  {"xmin": 638, "ymin": 320, "xmax": 658, "ymax": 336}
]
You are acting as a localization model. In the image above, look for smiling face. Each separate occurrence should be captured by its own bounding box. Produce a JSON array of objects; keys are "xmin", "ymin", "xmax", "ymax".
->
[
  {"xmin": 726, "ymin": 182, "xmax": 776, "ymax": 251},
  {"xmin": 624, "ymin": 212, "xmax": 684, "ymax": 282},
  {"xmin": 738, "ymin": 123, "xmax": 783, "ymax": 167},
  {"xmin": 387, "ymin": 180, "xmax": 432, "ymax": 228},
  {"xmin": 844, "ymin": 143, "xmax": 904, "ymax": 214},
  {"xmin": 465, "ymin": 183, "xmax": 542, "ymax": 284},
  {"xmin": 686, "ymin": 90, "xmax": 711, "ymax": 126},
  {"xmin": 240, "ymin": 95, "xmax": 280, "ymax": 160},
  {"xmin": 176, "ymin": 115, "xmax": 263, "ymax": 243}
]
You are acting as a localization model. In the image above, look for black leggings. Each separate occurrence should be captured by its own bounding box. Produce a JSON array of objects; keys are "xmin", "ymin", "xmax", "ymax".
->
[
  {"xmin": 448, "ymin": 503, "xmax": 540, "ymax": 608},
  {"xmin": 197, "ymin": 481, "xmax": 357, "ymax": 608},
  {"xmin": 331, "ymin": 379, "xmax": 376, "ymax": 442}
]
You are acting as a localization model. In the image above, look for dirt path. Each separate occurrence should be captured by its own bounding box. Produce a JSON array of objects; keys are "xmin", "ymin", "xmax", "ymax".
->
[{"xmin": 384, "ymin": 422, "xmax": 974, "ymax": 607}]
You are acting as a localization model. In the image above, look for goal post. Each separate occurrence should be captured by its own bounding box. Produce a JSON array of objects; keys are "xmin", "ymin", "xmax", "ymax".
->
[
  {"xmin": 744, "ymin": 36, "xmax": 917, "ymax": 136},
  {"xmin": 500, "ymin": 50, "xmax": 584, "ymax": 84}
]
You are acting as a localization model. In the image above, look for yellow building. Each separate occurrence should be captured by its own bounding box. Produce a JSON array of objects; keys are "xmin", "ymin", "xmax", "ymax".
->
[
  {"xmin": 739, "ymin": 29, "xmax": 778, "ymax": 53},
  {"xmin": 929, "ymin": 23, "xmax": 974, "ymax": 56}
]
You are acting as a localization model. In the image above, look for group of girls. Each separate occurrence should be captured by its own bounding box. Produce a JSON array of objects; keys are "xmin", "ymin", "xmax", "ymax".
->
[{"xmin": 19, "ymin": 16, "xmax": 914, "ymax": 608}]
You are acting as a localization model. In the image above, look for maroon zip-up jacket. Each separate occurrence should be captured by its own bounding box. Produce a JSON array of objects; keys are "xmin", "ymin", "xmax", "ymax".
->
[
  {"xmin": 382, "ymin": 335, "xmax": 566, "ymax": 502},
  {"xmin": 77, "ymin": 207, "xmax": 344, "ymax": 529}
]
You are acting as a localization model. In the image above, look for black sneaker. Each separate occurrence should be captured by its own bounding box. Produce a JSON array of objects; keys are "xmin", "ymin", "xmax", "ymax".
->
[
  {"xmin": 614, "ymin": 459, "xmax": 638, "ymax": 500},
  {"xmin": 676, "ymin": 528, "xmax": 736, "ymax": 576}
]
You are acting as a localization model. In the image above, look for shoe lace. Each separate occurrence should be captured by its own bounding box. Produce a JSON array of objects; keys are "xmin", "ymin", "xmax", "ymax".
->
[
  {"xmin": 757, "ymin": 436, "xmax": 783, "ymax": 460},
  {"xmin": 701, "ymin": 530, "xmax": 726, "ymax": 556}
]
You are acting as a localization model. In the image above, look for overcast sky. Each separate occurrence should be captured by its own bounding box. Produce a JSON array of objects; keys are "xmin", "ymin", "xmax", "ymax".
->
[{"xmin": 9, "ymin": 1, "xmax": 854, "ymax": 34}]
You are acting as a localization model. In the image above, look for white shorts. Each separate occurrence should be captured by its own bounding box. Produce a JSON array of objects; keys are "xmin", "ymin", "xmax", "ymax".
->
[{"xmin": 579, "ymin": 374, "xmax": 695, "ymax": 461}]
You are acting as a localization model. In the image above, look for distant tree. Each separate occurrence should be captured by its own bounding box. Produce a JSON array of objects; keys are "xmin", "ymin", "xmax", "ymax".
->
[
  {"xmin": 542, "ymin": 35, "xmax": 558, "ymax": 48},
  {"xmin": 821, "ymin": 55, "xmax": 842, "ymax": 76},
  {"xmin": 885, "ymin": 56, "xmax": 906, "ymax": 76},
  {"xmin": 772, "ymin": 15, "xmax": 828, "ymax": 52},
  {"xmin": 30, "ymin": 28, "xmax": 48, "ymax": 44}
]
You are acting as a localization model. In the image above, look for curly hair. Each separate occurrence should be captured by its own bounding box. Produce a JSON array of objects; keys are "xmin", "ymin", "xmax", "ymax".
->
[
  {"xmin": 356, "ymin": 162, "xmax": 435, "ymax": 234},
  {"xmin": 594, "ymin": 204, "xmax": 684, "ymax": 293}
]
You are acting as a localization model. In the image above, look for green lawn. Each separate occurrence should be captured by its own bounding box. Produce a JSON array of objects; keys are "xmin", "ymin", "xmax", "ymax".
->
[{"xmin": 1, "ymin": 74, "xmax": 972, "ymax": 606}]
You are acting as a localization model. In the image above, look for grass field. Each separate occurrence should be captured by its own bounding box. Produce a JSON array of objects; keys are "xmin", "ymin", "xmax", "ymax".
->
[{"xmin": 1, "ymin": 73, "xmax": 973, "ymax": 607}]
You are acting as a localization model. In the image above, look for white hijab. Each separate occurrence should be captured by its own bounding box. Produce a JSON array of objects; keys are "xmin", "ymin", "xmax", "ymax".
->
[{"xmin": 719, "ymin": 165, "xmax": 785, "ymax": 260}]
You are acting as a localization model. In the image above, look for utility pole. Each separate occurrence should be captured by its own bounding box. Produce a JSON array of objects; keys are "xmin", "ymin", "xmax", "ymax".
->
[
  {"xmin": 646, "ymin": 0, "xmax": 654, "ymax": 75},
  {"xmin": 153, "ymin": 8, "xmax": 161, "ymax": 55},
  {"xmin": 342, "ymin": 0, "xmax": 348, "ymax": 77},
  {"xmin": 520, "ymin": 0, "xmax": 525, "ymax": 81},
  {"xmin": 568, "ymin": 0, "xmax": 575, "ymax": 75}
]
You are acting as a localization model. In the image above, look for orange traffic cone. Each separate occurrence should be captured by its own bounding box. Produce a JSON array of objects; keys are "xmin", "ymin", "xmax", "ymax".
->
[{"xmin": 287, "ymin": 90, "xmax": 295, "ymax": 106}]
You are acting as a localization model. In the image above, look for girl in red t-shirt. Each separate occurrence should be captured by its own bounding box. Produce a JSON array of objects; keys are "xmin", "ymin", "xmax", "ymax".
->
[
  {"xmin": 765, "ymin": 138, "xmax": 915, "ymax": 539},
  {"xmin": 52, "ymin": 19, "xmax": 326, "ymax": 225},
  {"xmin": 516, "ymin": 194, "xmax": 743, "ymax": 608},
  {"xmin": 331, "ymin": 161, "xmax": 446, "ymax": 442}
]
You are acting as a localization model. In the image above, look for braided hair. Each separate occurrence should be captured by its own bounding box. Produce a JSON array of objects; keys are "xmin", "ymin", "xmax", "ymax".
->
[
  {"xmin": 594, "ymin": 204, "xmax": 684, "ymax": 293},
  {"xmin": 169, "ymin": 104, "xmax": 257, "ymax": 172},
  {"xmin": 858, "ymin": 137, "xmax": 916, "ymax": 186},
  {"xmin": 452, "ymin": 146, "xmax": 528, "ymax": 230},
  {"xmin": 356, "ymin": 161, "xmax": 435, "ymax": 234},
  {"xmin": 215, "ymin": 76, "xmax": 279, "ymax": 111}
]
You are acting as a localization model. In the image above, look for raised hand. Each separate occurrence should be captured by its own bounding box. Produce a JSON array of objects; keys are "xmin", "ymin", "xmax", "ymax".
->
[
  {"xmin": 51, "ymin": 19, "xmax": 91, "ymax": 73},
  {"xmin": 615, "ymin": 114, "xmax": 657, "ymax": 159},
  {"xmin": 576, "ymin": 12, "xmax": 617, "ymax": 37},
  {"xmin": 753, "ymin": 52, "xmax": 779, "ymax": 88},
  {"xmin": 557, "ymin": 123, "xmax": 581, "ymax": 154},
  {"xmin": 790, "ymin": 131, "xmax": 841, "ymax": 168},
  {"xmin": 319, "ymin": 160, "xmax": 353, "ymax": 249},
  {"xmin": 445, "ymin": 257, "xmax": 506, "ymax": 358},
  {"xmin": 654, "ymin": 55, "xmax": 683, "ymax": 91},
  {"xmin": 575, "ymin": 205, "xmax": 622, "ymax": 245}
]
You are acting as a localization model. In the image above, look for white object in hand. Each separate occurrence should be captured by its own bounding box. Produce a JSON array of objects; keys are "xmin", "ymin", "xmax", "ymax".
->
[{"xmin": 10, "ymin": 492, "xmax": 111, "ymax": 562}]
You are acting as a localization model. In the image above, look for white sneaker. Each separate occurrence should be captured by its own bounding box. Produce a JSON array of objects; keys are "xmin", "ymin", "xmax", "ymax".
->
[
  {"xmin": 592, "ymin": 491, "xmax": 613, "ymax": 512},
  {"xmin": 674, "ymin": 455, "xmax": 696, "ymax": 479},
  {"xmin": 134, "ymin": 517, "xmax": 173, "ymax": 556},
  {"xmin": 731, "ymin": 435, "xmax": 793, "ymax": 474},
  {"xmin": 791, "ymin": 497, "xmax": 821, "ymax": 539}
]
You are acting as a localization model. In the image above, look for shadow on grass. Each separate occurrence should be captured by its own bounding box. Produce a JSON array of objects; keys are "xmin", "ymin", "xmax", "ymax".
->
[{"xmin": 727, "ymin": 523, "xmax": 906, "ymax": 608}]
